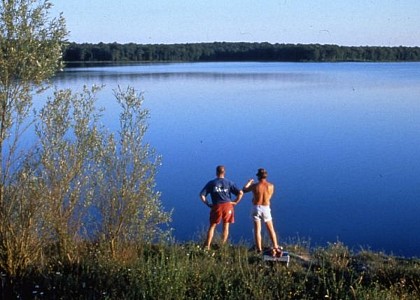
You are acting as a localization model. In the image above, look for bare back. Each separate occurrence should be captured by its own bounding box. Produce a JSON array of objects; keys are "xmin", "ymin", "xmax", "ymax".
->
[{"xmin": 251, "ymin": 179, "xmax": 274, "ymax": 206}]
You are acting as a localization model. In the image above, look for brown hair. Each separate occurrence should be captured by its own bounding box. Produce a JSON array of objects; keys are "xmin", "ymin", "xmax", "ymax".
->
[{"xmin": 216, "ymin": 165, "xmax": 225, "ymax": 176}]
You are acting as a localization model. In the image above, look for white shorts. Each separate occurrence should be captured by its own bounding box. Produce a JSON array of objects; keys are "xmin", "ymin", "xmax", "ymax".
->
[{"xmin": 251, "ymin": 205, "xmax": 272, "ymax": 222}]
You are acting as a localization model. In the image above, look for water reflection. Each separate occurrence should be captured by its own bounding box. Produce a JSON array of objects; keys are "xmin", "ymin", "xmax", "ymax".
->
[{"xmin": 56, "ymin": 65, "xmax": 322, "ymax": 84}]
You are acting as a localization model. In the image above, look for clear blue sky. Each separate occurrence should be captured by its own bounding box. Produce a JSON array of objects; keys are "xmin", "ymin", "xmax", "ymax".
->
[{"xmin": 52, "ymin": 0, "xmax": 420, "ymax": 46}]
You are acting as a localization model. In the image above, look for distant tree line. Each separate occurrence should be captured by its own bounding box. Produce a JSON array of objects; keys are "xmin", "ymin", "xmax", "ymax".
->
[{"xmin": 63, "ymin": 42, "xmax": 420, "ymax": 63}]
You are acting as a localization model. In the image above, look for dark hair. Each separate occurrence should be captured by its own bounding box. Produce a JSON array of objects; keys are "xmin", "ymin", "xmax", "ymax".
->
[
  {"xmin": 216, "ymin": 165, "xmax": 225, "ymax": 176},
  {"xmin": 256, "ymin": 168, "xmax": 268, "ymax": 179}
]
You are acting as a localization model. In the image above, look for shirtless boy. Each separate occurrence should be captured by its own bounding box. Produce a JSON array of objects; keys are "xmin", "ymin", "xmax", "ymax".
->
[{"xmin": 243, "ymin": 168, "xmax": 280, "ymax": 253}]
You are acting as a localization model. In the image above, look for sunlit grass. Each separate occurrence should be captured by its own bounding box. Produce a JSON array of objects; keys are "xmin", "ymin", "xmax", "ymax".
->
[{"xmin": 1, "ymin": 241, "xmax": 419, "ymax": 299}]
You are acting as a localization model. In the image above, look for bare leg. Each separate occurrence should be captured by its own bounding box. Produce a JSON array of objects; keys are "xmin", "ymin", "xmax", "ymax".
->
[
  {"xmin": 222, "ymin": 222, "xmax": 230, "ymax": 244},
  {"xmin": 265, "ymin": 220, "xmax": 279, "ymax": 249},
  {"xmin": 253, "ymin": 220, "xmax": 262, "ymax": 251},
  {"xmin": 205, "ymin": 223, "xmax": 217, "ymax": 250}
]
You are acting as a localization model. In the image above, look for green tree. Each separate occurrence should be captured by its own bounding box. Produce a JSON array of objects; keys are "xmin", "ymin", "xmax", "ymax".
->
[
  {"xmin": 35, "ymin": 86, "xmax": 103, "ymax": 262},
  {"xmin": 94, "ymin": 86, "xmax": 172, "ymax": 259},
  {"xmin": 0, "ymin": 0, "xmax": 67, "ymax": 147},
  {"xmin": 0, "ymin": 0, "xmax": 67, "ymax": 276},
  {"xmin": 0, "ymin": 0, "xmax": 172, "ymax": 278}
]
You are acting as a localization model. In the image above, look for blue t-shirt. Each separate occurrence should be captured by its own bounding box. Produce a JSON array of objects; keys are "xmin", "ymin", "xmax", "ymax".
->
[{"xmin": 200, "ymin": 178, "xmax": 241, "ymax": 205}]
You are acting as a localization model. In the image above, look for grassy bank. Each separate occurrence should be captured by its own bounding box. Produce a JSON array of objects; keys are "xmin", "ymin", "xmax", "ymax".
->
[{"xmin": 1, "ymin": 242, "xmax": 419, "ymax": 299}]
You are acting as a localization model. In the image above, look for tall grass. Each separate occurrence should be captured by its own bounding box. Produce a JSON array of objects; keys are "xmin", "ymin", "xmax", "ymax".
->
[{"xmin": 1, "ymin": 241, "xmax": 419, "ymax": 299}]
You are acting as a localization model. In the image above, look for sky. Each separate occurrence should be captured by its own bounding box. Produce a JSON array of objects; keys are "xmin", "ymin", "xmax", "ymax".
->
[{"xmin": 51, "ymin": 0, "xmax": 420, "ymax": 46}]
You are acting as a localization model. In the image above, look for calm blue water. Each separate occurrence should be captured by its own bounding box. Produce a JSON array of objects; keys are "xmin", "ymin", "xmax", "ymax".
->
[{"xmin": 52, "ymin": 62, "xmax": 420, "ymax": 257}]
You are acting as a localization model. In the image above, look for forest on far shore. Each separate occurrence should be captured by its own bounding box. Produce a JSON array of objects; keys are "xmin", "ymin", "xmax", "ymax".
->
[{"xmin": 63, "ymin": 42, "xmax": 420, "ymax": 63}]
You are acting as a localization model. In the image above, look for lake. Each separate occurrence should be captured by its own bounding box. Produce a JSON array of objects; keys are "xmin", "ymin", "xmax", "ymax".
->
[{"xmin": 52, "ymin": 62, "xmax": 420, "ymax": 257}]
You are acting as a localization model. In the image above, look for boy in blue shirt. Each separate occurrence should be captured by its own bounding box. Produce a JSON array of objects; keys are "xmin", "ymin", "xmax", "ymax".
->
[{"xmin": 200, "ymin": 165, "xmax": 243, "ymax": 250}]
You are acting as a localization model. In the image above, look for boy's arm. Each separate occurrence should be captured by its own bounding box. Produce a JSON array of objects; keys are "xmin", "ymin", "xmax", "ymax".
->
[
  {"xmin": 232, "ymin": 190, "xmax": 244, "ymax": 205},
  {"xmin": 200, "ymin": 193, "xmax": 212, "ymax": 207},
  {"xmin": 242, "ymin": 179, "xmax": 254, "ymax": 193}
]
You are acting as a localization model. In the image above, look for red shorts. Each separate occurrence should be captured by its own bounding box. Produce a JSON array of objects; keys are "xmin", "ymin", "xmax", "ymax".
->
[{"xmin": 210, "ymin": 203, "xmax": 234, "ymax": 224}]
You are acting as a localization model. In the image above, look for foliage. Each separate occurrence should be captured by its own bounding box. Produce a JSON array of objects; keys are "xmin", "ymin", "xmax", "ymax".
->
[
  {"xmin": 1, "ymin": 83, "xmax": 173, "ymax": 277},
  {"xmin": 63, "ymin": 42, "xmax": 420, "ymax": 63},
  {"xmin": 0, "ymin": 0, "xmax": 171, "ymax": 278},
  {"xmin": 35, "ymin": 86, "xmax": 104, "ymax": 261},
  {"xmin": 0, "ymin": 0, "xmax": 67, "ymax": 277},
  {"xmin": 0, "ymin": 162, "xmax": 46, "ymax": 278},
  {"xmin": 92, "ymin": 86, "xmax": 172, "ymax": 258},
  {"xmin": 33, "ymin": 85, "xmax": 172, "ymax": 260},
  {"xmin": 0, "ymin": 0, "xmax": 67, "ymax": 145},
  {"xmin": 1, "ymin": 242, "xmax": 419, "ymax": 299}
]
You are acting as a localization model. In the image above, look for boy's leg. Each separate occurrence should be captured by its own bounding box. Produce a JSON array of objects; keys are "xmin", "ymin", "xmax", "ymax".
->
[
  {"xmin": 265, "ymin": 220, "xmax": 279, "ymax": 249},
  {"xmin": 254, "ymin": 220, "xmax": 262, "ymax": 252},
  {"xmin": 205, "ymin": 223, "xmax": 217, "ymax": 250},
  {"xmin": 222, "ymin": 222, "xmax": 230, "ymax": 244}
]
